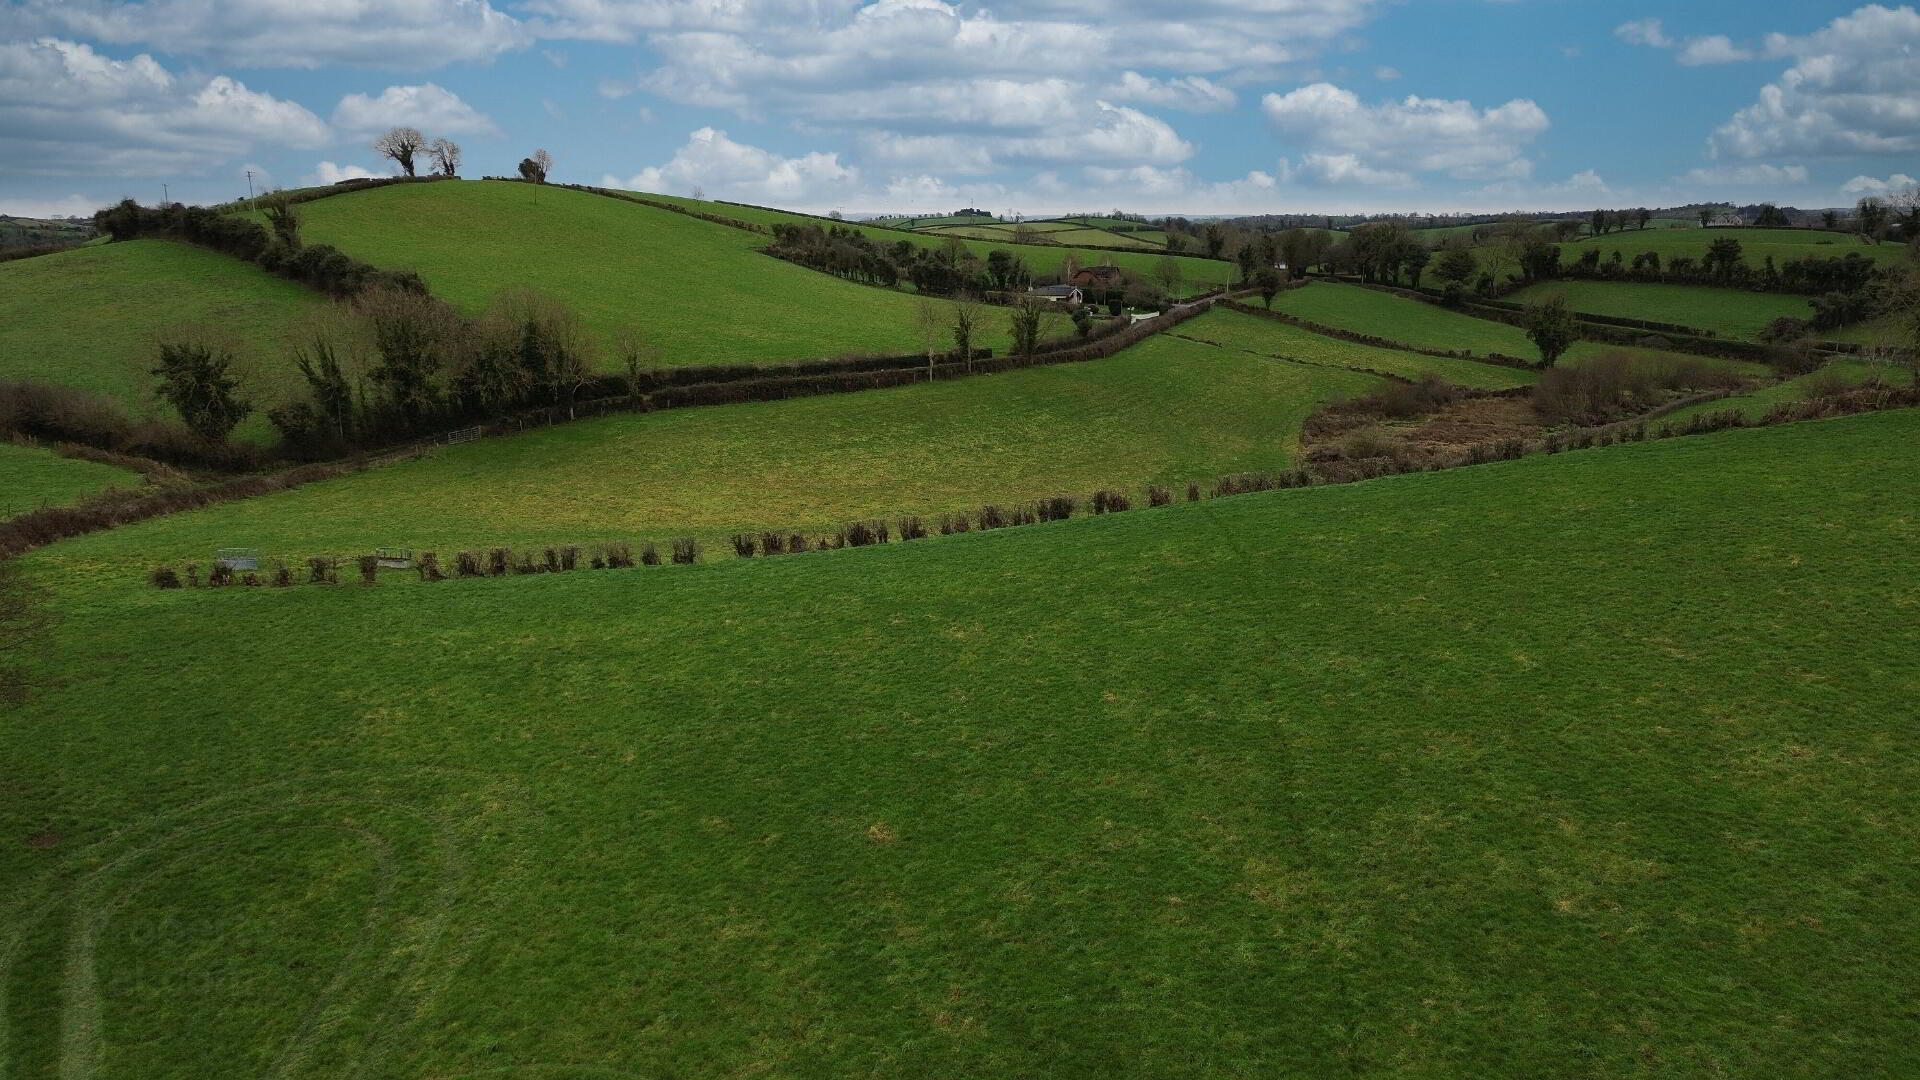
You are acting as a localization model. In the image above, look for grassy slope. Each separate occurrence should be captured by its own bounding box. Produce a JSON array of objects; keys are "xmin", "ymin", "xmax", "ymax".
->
[
  {"xmin": 8, "ymin": 410, "xmax": 1920, "ymax": 1078},
  {"xmin": 1271, "ymin": 282, "xmax": 1767, "ymax": 373},
  {"xmin": 294, "ymin": 181, "xmax": 1041, "ymax": 368},
  {"xmin": 1664, "ymin": 359, "xmax": 1900, "ymax": 421},
  {"xmin": 1508, "ymin": 281, "xmax": 1813, "ymax": 339},
  {"xmin": 636, "ymin": 192, "xmax": 1234, "ymax": 290},
  {"xmin": 0, "ymin": 443, "xmax": 138, "ymax": 518},
  {"xmin": 1177, "ymin": 309, "xmax": 1535, "ymax": 390},
  {"xmin": 25, "ymin": 333, "xmax": 1375, "ymax": 584},
  {"xmin": 0, "ymin": 239, "xmax": 323, "ymax": 436}
]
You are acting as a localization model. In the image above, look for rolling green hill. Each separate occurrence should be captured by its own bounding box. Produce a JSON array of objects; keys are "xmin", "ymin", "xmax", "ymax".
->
[
  {"xmin": 0, "ymin": 239, "xmax": 324, "ymax": 437},
  {"xmin": 0, "ymin": 442, "xmax": 139, "ymax": 518},
  {"xmin": 9, "ymin": 408, "xmax": 1920, "ymax": 1077},
  {"xmin": 289, "ymin": 181, "xmax": 1041, "ymax": 369},
  {"xmin": 22, "ymin": 332, "xmax": 1376, "ymax": 584},
  {"xmin": 1506, "ymin": 281, "xmax": 1814, "ymax": 339}
]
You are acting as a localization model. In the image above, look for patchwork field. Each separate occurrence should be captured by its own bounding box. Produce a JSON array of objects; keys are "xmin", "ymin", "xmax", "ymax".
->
[
  {"xmin": 0, "ymin": 442, "xmax": 140, "ymax": 518},
  {"xmin": 1267, "ymin": 282, "xmax": 1767, "ymax": 373},
  {"xmin": 23, "ymin": 332, "xmax": 1377, "ymax": 587},
  {"xmin": 1508, "ymin": 281, "xmax": 1814, "ymax": 339},
  {"xmin": 9, "ymin": 409, "xmax": 1920, "ymax": 1077},
  {"xmin": 1565, "ymin": 226, "xmax": 1907, "ymax": 268},
  {"xmin": 1177, "ymin": 308, "xmax": 1535, "ymax": 389},
  {"xmin": 635, "ymin": 193, "xmax": 1233, "ymax": 290},
  {"xmin": 0, "ymin": 239, "xmax": 324, "ymax": 436}
]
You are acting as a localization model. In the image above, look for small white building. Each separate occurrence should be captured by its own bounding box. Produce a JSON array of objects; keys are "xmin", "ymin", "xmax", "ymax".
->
[{"xmin": 1029, "ymin": 285, "xmax": 1084, "ymax": 304}]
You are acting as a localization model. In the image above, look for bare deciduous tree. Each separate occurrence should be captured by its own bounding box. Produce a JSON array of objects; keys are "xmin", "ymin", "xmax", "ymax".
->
[
  {"xmin": 427, "ymin": 137, "xmax": 462, "ymax": 177},
  {"xmin": 373, "ymin": 127, "xmax": 427, "ymax": 177}
]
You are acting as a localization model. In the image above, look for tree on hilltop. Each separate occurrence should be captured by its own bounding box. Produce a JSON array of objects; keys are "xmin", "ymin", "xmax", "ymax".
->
[
  {"xmin": 427, "ymin": 138, "xmax": 462, "ymax": 177},
  {"xmin": 374, "ymin": 127, "xmax": 426, "ymax": 177}
]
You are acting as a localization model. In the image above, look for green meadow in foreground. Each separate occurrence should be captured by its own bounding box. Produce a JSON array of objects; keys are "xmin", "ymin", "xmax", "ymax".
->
[
  {"xmin": 0, "ymin": 239, "xmax": 323, "ymax": 435},
  {"xmin": 6, "ymin": 410, "xmax": 1919, "ymax": 1078},
  {"xmin": 291, "ymin": 181, "xmax": 1031, "ymax": 367},
  {"xmin": 0, "ymin": 443, "xmax": 139, "ymax": 518},
  {"xmin": 1507, "ymin": 280, "xmax": 1813, "ymax": 339},
  {"xmin": 24, "ymin": 332, "xmax": 1375, "ymax": 586}
]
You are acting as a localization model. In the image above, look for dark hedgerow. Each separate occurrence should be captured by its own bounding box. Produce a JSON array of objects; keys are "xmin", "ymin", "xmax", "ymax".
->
[
  {"xmin": 561, "ymin": 546, "xmax": 579, "ymax": 571},
  {"xmin": 760, "ymin": 532, "xmax": 788, "ymax": 555},
  {"xmin": 1187, "ymin": 482, "xmax": 1202, "ymax": 502},
  {"xmin": 543, "ymin": 548, "xmax": 562, "ymax": 573},
  {"xmin": 455, "ymin": 551, "xmax": 483, "ymax": 578},
  {"xmin": 208, "ymin": 563, "xmax": 234, "ymax": 587},
  {"xmin": 938, "ymin": 514, "xmax": 971, "ymax": 535},
  {"xmin": 977, "ymin": 505, "xmax": 1008, "ymax": 530},
  {"xmin": 844, "ymin": 520, "xmax": 889, "ymax": 547},
  {"xmin": 1037, "ymin": 495, "xmax": 1075, "ymax": 521},
  {"xmin": 897, "ymin": 516, "xmax": 927, "ymax": 541},
  {"xmin": 1090, "ymin": 490, "xmax": 1131, "ymax": 514},
  {"xmin": 1147, "ymin": 485, "xmax": 1172, "ymax": 507},
  {"xmin": 671, "ymin": 538, "xmax": 698, "ymax": 565},
  {"xmin": 731, "ymin": 533, "xmax": 758, "ymax": 558},
  {"xmin": 640, "ymin": 543, "xmax": 661, "ymax": 566},
  {"xmin": 489, "ymin": 548, "xmax": 511, "ymax": 576},
  {"xmin": 417, "ymin": 552, "xmax": 445, "ymax": 582},
  {"xmin": 306, "ymin": 557, "xmax": 332, "ymax": 584},
  {"xmin": 272, "ymin": 561, "xmax": 294, "ymax": 587},
  {"xmin": 150, "ymin": 567, "xmax": 182, "ymax": 589},
  {"xmin": 787, "ymin": 534, "xmax": 811, "ymax": 554},
  {"xmin": 605, "ymin": 543, "xmax": 635, "ymax": 569},
  {"xmin": 515, "ymin": 552, "xmax": 539, "ymax": 575}
]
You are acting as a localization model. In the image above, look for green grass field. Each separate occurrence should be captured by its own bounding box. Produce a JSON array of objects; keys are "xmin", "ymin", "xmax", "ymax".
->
[
  {"xmin": 1177, "ymin": 309, "xmax": 1535, "ymax": 389},
  {"xmin": 1566, "ymin": 226, "xmax": 1908, "ymax": 268},
  {"xmin": 0, "ymin": 239, "xmax": 324, "ymax": 437},
  {"xmin": 1507, "ymin": 281, "xmax": 1814, "ymax": 339},
  {"xmin": 635, "ymin": 192, "xmax": 1234, "ymax": 290},
  {"xmin": 0, "ymin": 442, "xmax": 139, "ymax": 518},
  {"xmin": 290, "ymin": 181, "xmax": 1047, "ymax": 369},
  {"xmin": 22, "ymin": 332, "xmax": 1376, "ymax": 586},
  {"xmin": 9, "ymin": 408, "xmax": 1920, "ymax": 1077},
  {"xmin": 1269, "ymin": 282, "xmax": 1767, "ymax": 374}
]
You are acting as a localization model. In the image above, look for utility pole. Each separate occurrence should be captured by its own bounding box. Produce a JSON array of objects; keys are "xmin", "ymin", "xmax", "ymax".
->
[
  {"xmin": 245, "ymin": 170, "xmax": 255, "ymax": 201},
  {"xmin": 161, "ymin": 183, "xmax": 170, "ymax": 206}
]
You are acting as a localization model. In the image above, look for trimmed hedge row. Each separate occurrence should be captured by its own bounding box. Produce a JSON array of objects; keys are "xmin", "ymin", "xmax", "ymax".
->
[{"xmin": 94, "ymin": 199, "xmax": 427, "ymax": 299}]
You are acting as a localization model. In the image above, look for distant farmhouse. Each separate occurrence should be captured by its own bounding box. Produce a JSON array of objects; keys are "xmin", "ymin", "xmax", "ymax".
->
[
  {"xmin": 1029, "ymin": 284, "xmax": 1084, "ymax": 304},
  {"xmin": 1069, "ymin": 265, "xmax": 1124, "ymax": 289},
  {"xmin": 1706, "ymin": 212, "xmax": 1746, "ymax": 228}
]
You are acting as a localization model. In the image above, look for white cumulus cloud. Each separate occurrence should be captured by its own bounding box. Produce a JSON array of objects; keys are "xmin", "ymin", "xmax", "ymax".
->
[
  {"xmin": 0, "ymin": 37, "xmax": 327, "ymax": 176},
  {"xmin": 1676, "ymin": 163, "xmax": 1810, "ymax": 186},
  {"xmin": 1711, "ymin": 4, "xmax": 1920, "ymax": 158},
  {"xmin": 603, "ymin": 126, "xmax": 858, "ymax": 204},
  {"xmin": 1841, "ymin": 172, "xmax": 1919, "ymax": 195},
  {"xmin": 0, "ymin": 0, "xmax": 528, "ymax": 69},
  {"xmin": 331, "ymin": 83, "xmax": 501, "ymax": 138},
  {"xmin": 1262, "ymin": 83, "xmax": 1548, "ymax": 182},
  {"xmin": 302, "ymin": 160, "xmax": 384, "ymax": 186},
  {"xmin": 1103, "ymin": 72, "xmax": 1236, "ymax": 112}
]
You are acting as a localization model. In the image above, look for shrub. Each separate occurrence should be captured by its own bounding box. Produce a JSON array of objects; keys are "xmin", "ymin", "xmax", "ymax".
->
[
  {"xmin": 731, "ymin": 533, "xmax": 757, "ymax": 557},
  {"xmin": 543, "ymin": 547, "xmax": 562, "ymax": 573},
  {"xmin": 897, "ymin": 516, "xmax": 928, "ymax": 540},
  {"xmin": 939, "ymin": 514, "xmax": 971, "ymax": 535},
  {"xmin": 1037, "ymin": 495, "xmax": 1076, "ymax": 521},
  {"xmin": 560, "ymin": 545, "xmax": 579, "ymax": 571},
  {"xmin": 150, "ymin": 567, "xmax": 181, "ymax": 589},
  {"xmin": 489, "ymin": 548, "xmax": 511, "ymax": 576},
  {"xmin": 1090, "ymin": 490, "xmax": 1131, "ymax": 513},
  {"xmin": 1147, "ymin": 485, "xmax": 1171, "ymax": 507},
  {"xmin": 604, "ymin": 543, "xmax": 635, "ymax": 569},
  {"xmin": 845, "ymin": 520, "xmax": 889, "ymax": 547},
  {"xmin": 977, "ymin": 505, "xmax": 1008, "ymax": 530},
  {"xmin": 185, "ymin": 565, "xmax": 201, "ymax": 587},
  {"xmin": 417, "ymin": 551, "xmax": 445, "ymax": 581},
  {"xmin": 639, "ymin": 543, "xmax": 660, "ymax": 566},
  {"xmin": 1187, "ymin": 482, "xmax": 1202, "ymax": 502},
  {"xmin": 207, "ymin": 563, "xmax": 234, "ymax": 587},
  {"xmin": 759, "ymin": 532, "xmax": 788, "ymax": 555},
  {"xmin": 455, "ymin": 551, "xmax": 483, "ymax": 578},
  {"xmin": 671, "ymin": 538, "xmax": 698, "ymax": 565},
  {"xmin": 272, "ymin": 561, "xmax": 294, "ymax": 587},
  {"xmin": 786, "ymin": 534, "xmax": 811, "ymax": 554},
  {"xmin": 357, "ymin": 555, "xmax": 379, "ymax": 585}
]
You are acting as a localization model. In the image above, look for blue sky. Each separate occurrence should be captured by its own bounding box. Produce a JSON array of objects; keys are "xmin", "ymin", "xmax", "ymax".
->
[{"xmin": 1, "ymin": 0, "xmax": 1914, "ymax": 218}]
